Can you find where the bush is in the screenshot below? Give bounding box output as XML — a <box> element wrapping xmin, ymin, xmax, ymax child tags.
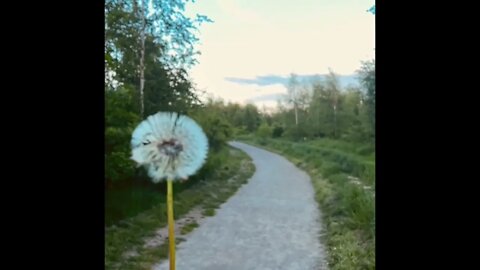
<box><xmin>272</xmin><ymin>126</ymin><xmax>284</xmax><ymax>138</ymax></box>
<box><xmin>256</xmin><ymin>123</ymin><xmax>272</xmax><ymax>144</ymax></box>
<box><xmin>191</xmin><ymin>113</ymin><xmax>233</xmax><ymax>151</ymax></box>
<box><xmin>283</xmin><ymin>125</ymin><xmax>308</xmax><ymax>141</ymax></box>
<box><xmin>105</xmin><ymin>151</ymin><xmax>136</xmax><ymax>184</ymax></box>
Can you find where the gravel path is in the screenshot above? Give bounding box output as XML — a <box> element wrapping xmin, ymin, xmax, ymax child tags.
<box><xmin>153</xmin><ymin>141</ymin><xmax>328</xmax><ymax>270</ymax></box>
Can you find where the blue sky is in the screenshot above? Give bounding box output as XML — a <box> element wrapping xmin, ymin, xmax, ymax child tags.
<box><xmin>185</xmin><ymin>0</ymin><xmax>375</xmax><ymax>109</ymax></box>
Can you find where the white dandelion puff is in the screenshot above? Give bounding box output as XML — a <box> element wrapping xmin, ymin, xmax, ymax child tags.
<box><xmin>131</xmin><ymin>111</ymin><xmax>209</xmax><ymax>183</ymax></box>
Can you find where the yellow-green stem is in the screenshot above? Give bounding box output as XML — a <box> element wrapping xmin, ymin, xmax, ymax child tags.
<box><xmin>167</xmin><ymin>180</ymin><xmax>175</xmax><ymax>270</ymax></box>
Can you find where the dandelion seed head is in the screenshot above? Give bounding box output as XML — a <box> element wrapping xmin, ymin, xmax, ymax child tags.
<box><xmin>131</xmin><ymin>112</ymin><xmax>208</xmax><ymax>182</ymax></box>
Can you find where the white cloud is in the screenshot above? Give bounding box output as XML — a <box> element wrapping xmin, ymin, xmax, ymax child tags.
<box><xmin>186</xmin><ymin>0</ymin><xmax>375</xmax><ymax>108</ymax></box>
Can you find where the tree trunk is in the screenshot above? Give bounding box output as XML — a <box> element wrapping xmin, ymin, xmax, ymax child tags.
<box><xmin>333</xmin><ymin>104</ymin><xmax>337</xmax><ymax>138</ymax></box>
<box><xmin>294</xmin><ymin>102</ymin><xmax>298</xmax><ymax>126</ymax></box>
<box><xmin>138</xmin><ymin>0</ymin><xmax>146</xmax><ymax>117</ymax></box>
<box><xmin>332</xmin><ymin>88</ymin><xmax>338</xmax><ymax>138</ymax></box>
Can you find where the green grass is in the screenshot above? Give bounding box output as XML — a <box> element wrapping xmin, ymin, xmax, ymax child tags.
<box><xmin>203</xmin><ymin>208</ymin><xmax>216</xmax><ymax>216</ymax></box>
<box><xmin>180</xmin><ymin>221</ymin><xmax>199</xmax><ymax>235</ymax></box>
<box><xmin>238</xmin><ymin>134</ymin><xmax>375</xmax><ymax>186</ymax></box>
<box><xmin>105</xmin><ymin>146</ymin><xmax>255</xmax><ymax>270</ymax></box>
<box><xmin>239</xmin><ymin>136</ymin><xmax>375</xmax><ymax>270</ymax></box>
<box><xmin>105</xmin><ymin>186</ymin><xmax>164</xmax><ymax>227</ymax></box>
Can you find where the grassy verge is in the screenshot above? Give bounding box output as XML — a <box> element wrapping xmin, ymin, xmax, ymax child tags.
<box><xmin>105</xmin><ymin>146</ymin><xmax>255</xmax><ymax>270</ymax></box>
<box><xmin>239</xmin><ymin>135</ymin><xmax>375</xmax><ymax>187</ymax></box>
<box><xmin>238</xmin><ymin>136</ymin><xmax>375</xmax><ymax>270</ymax></box>
<box><xmin>180</xmin><ymin>221</ymin><xmax>199</xmax><ymax>235</ymax></box>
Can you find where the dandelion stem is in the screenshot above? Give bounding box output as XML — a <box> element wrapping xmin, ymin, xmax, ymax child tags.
<box><xmin>167</xmin><ymin>179</ymin><xmax>176</xmax><ymax>270</ymax></box>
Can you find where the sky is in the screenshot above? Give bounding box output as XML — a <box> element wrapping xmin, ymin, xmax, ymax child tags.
<box><xmin>185</xmin><ymin>0</ymin><xmax>375</xmax><ymax>110</ymax></box>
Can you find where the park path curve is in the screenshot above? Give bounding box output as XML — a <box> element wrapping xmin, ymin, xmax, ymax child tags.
<box><xmin>154</xmin><ymin>141</ymin><xmax>328</xmax><ymax>270</ymax></box>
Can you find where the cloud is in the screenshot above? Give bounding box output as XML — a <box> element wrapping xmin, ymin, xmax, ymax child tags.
<box><xmin>225</xmin><ymin>75</ymin><xmax>289</xmax><ymax>86</ymax></box>
<box><xmin>225</xmin><ymin>74</ymin><xmax>360</xmax><ymax>88</ymax></box>
<box><xmin>246</xmin><ymin>92</ymin><xmax>286</xmax><ymax>102</ymax></box>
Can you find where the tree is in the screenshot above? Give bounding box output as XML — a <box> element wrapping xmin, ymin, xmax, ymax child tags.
<box><xmin>104</xmin><ymin>0</ymin><xmax>211</xmax><ymax>186</ymax></box>
<box><xmin>136</xmin><ymin>0</ymin><xmax>147</xmax><ymax>117</ymax></box>
<box><xmin>358</xmin><ymin>60</ymin><xmax>375</xmax><ymax>137</ymax></box>
<box><xmin>325</xmin><ymin>69</ymin><xmax>341</xmax><ymax>138</ymax></box>
<box><xmin>307</xmin><ymin>71</ymin><xmax>341</xmax><ymax>138</ymax></box>
<box><xmin>243</xmin><ymin>104</ymin><xmax>261</xmax><ymax>132</ymax></box>
<box><xmin>105</xmin><ymin>85</ymin><xmax>141</xmax><ymax>186</ymax></box>
<box><xmin>341</xmin><ymin>86</ymin><xmax>369</xmax><ymax>142</ymax></box>
<box><xmin>287</xmin><ymin>73</ymin><xmax>300</xmax><ymax>125</ymax></box>
<box><xmin>105</xmin><ymin>0</ymin><xmax>211</xmax><ymax>116</ymax></box>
